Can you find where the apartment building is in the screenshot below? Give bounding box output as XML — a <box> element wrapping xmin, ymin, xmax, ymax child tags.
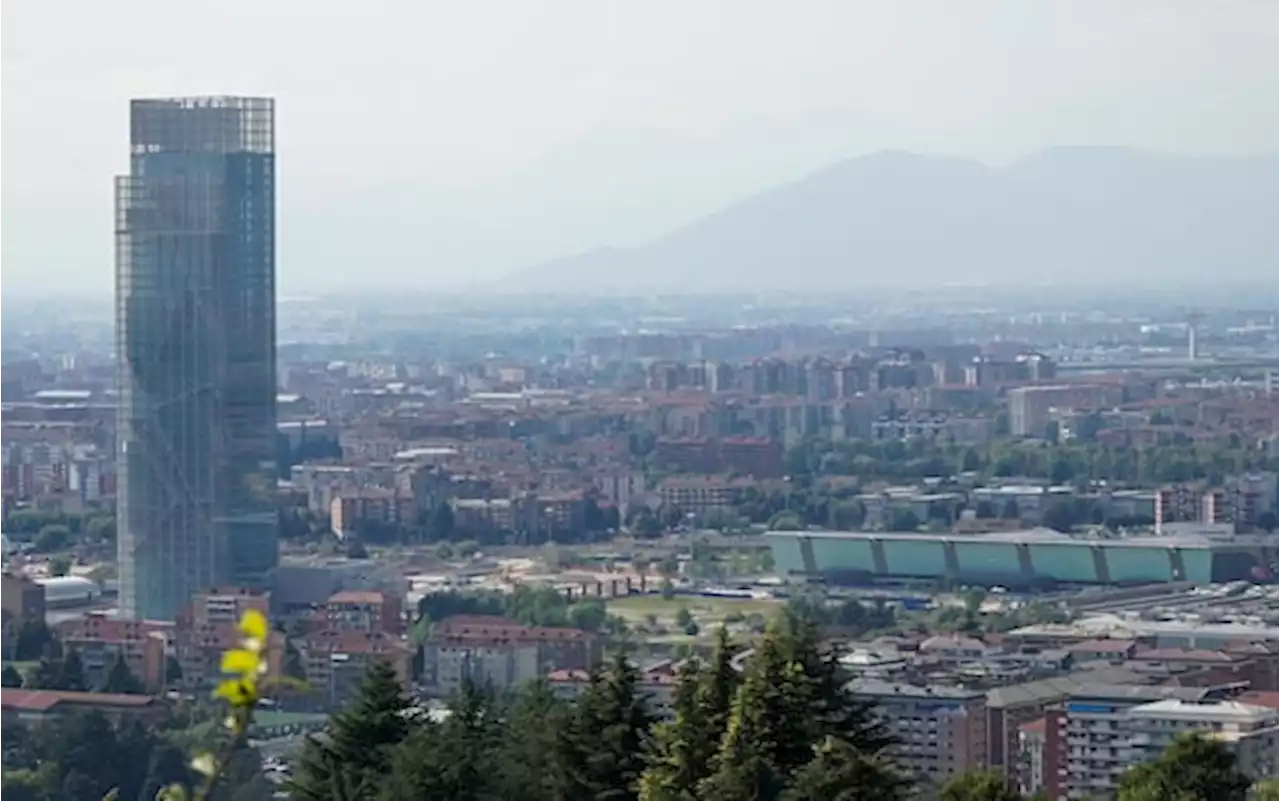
<box><xmin>2</xmin><ymin>571</ymin><xmax>46</xmax><ymax>624</ymax></box>
<box><xmin>421</xmin><ymin>614</ymin><xmax>602</xmax><ymax>698</ymax></box>
<box><xmin>1008</xmin><ymin>385</ymin><xmax>1115</xmax><ymax>438</ymax></box>
<box><xmin>297</xmin><ymin>630</ymin><xmax>414</xmax><ymax>708</ymax></box>
<box><xmin>174</xmin><ymin>623</ymin><xmax>286</xmax><ymax>693</ymax></box>
<box><xmin>848</xmin><ymin>680</ymin><xmax>989</xmax><ymax>789</ymax></box>
<box><xmin>1126</xmin><ymin>700</ymin><xmax>1277</xmax><ymax>783</ymax></box>
<box><xmin>183</xmin><ymin>586</ymin><xmax>271</xmax><ymax>628</ymax></box>
<box><xmin>325</xmin><ymin>590</ymin><xmax>403</xmax><ymax>635</ymax></box>
<box><xmin>55</xmin><ymin>615</ymin><xmax>171</xmax><ymax>692</ymax></box>
<box><xmin>330</xmin><ymin>488</ymin><xmax>413</xmax><ymax>536</ymax></box>
<box><xmin>1055</xmin><ymin>684</ymin><xmax>1231</xmax><ymax>800</ymax></box>
<box><xmin>655</xmin><ymin>475</ymin><xmax>753</xmax><ymax>516</ymax></box>
<box><xmin>719</xmin><ymin>437</ymin><xmax>784</xmax><ymax>479</ymax></box>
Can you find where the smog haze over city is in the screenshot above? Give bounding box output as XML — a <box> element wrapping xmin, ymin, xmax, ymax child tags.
<box><xmin>2</xmin><ymin>0</ymin><xmax>1278</xmax><ymax>299</ymax></box>
<box><xmin>1</xmin><ymin>3</ymin><xmax>1278</xmax><ymax>801</ymax></box>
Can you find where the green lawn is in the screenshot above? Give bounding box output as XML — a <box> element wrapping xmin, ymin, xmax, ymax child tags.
<box><xmin>607</xmin><ymin>594</ymin><xmax>781</xmax><ymax>627</ymax></box>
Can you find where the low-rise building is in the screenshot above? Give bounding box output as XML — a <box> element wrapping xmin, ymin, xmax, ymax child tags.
<box><xmin>547</xmin><ymin>663</ymin><xmax>681</xmax><ymax>719</ymax></box>
<box><xmin>297</xmin><ymin>629</ymin><xmax>413</xmax><ymax>708</ymax></box>
<box><xmin>55</xmin><ymin>615</ymin><xmax>171</xmax><ymax>692</ymax></box>
<box><xmin>325</xmin><ymin>590</ymin><xmax>403</xmax><ymax>635</ymax></box>
<box><xmin>421</xmin><ymin>614</ymin><xmax>602</xmax><ymax>698</ymax></box>
<box><xmin>1</xmin><ymin>689</ymin><xmax>168</xmax><ymax>726</ymax></box>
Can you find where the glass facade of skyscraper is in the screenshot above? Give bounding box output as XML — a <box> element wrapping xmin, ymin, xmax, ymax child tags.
<box><xmin>115</xmin><ymin>97</ymin><xmax>278</xmax><ymax>620</ymax></box>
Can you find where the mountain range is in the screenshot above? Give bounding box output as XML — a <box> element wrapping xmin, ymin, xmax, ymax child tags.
<box><xmin>509</xmin><ymin>147</ymin><xmax>1279</xmax><ymax>293</ymax></box>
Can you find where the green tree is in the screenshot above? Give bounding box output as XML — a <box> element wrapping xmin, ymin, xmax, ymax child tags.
<box><xmin>59</xmin><ymin>647</ymin><xmax>88</xmax><ymax>691</ymax></box>
<box><xmin>641</xmin><ymin>661</ymin><xmax>708</xmax><ymax>801</ymax></box>
<box><xmin>774</xmin><ymin>611</ymin><xmax>894</xmax><ymax>758</ymax></box>
<box><xmin>767</xmin><ymin>511</ymin><xmax>804</xmax><ymax>531</ymax></box>
<box><xmin>33</xmin><ymin>524</ymin><xmax>71</xmax><ymax>553</ymax></box>
<box><xmin>568</xmin><ymin>598</ymin><xmax>609</xmax><ymax>633</ymax></box>
<box><xmin>377</xmin><ymin>679</ymin><xmax>503</xmax><ymax>801</ymax></box>
<box><xmin>1252</xmin><ymin>779</ymin><xmax>1279</xmax><ymax>801</ymax></box>
<box><xmin>674</xmin><ymin>607</ymin><xmax>694</xmax><ymax>629</ymax></box>
<box><xmin>209</xmin><ymin>743</ymin><xmax>275</xmax><ymax>801</ymax></box>
<box><xmin>1041</xmin><ymin>501</ymin><xmax>1078</xmax><ymax>533</ymax></box>
<box><xmin>29</xmin><ymin>644</ymin><xmax>87</xmax><ymax>691</ymax></box>
<box><xmin>288</xmin><ymin>660</ymin><xmax>412</xmax><ymax>800</ymax></box>
<box><xmin>14</xmin><ymin>618</ymin><xmax>54</xmax><ymax>660</ymax></box>
<box><xmin>641</xmin><ymin>627</ymin><xmax>739</xmax><ymax>801</ymax></box>
<box><xmin>98</xmin><ymin>653</ymin><xmax>144</xmax><ymax>695</ymax></box>
<box><xmin>553</xmin><ymin>647</ymin><xmax>657</xmax><ymax>801</ymax></box>
<box><xmin>47</xmin><ymin>555</ymin><xmax>72</xmax><ymax>577</ymax></box>
<box><xmin>938</xmin><ymin>770</ymin><xmax>1024</xmax><ymax>801</ymax></box>
<box><xmin>886</xmin><ymin>509</ymin><xmax>919</xmax><ymax>532</ymax></box>
<box><xmin>1116</xmin><ymin>733</ymin><xmax>1252</xmax><ymax>801</ymax></box>
<box><xmin>495</xmin><ymin>680</ymin><xmax>569</xmax><ymax>801</ymax></box>
<box><xmin>1</xmin><ymin>664</ymin><xmax>23</xmax><ymax>687</ymax></box>
<box><xmin>698</xmin><ymin>648</ymin><xmax>799</xmax><ymax>801</ymax></box>
<box><xmin>85</xmin><ymin>515</ymin><xmax>117</xmax><ymax>543</ymax></box>
<box><xmin>780</xmin><ymin>737</ymin><xmax>912</xmax><ymax>801</ymax></box>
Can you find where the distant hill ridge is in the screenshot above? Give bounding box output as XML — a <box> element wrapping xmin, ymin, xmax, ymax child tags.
<box><xmin>510</xmin><ymin>147</ymin><xmax>1279</xmax><ymax>292</ymax></box>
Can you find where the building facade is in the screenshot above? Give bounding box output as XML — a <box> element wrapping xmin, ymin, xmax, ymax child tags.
<box><xmin>115</xmin><ymin>96</ymin><xmax>279</xmax><ymax>619</ymax></box>
<box><xmin>766</xmin><ymin>530</ymin><xmax>1277</xmax><ymax>588</ymax></box>
<box><xmin>847</xmin><ymin>680</ymin><xmax>989</xmax><ymax>790</ymax></box>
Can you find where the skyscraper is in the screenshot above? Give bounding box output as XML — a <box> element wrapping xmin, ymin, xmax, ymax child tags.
<box><xmin>115</xmin><ymin>97</ymin><xmax>279</xmax><ymax>620</ymax></box>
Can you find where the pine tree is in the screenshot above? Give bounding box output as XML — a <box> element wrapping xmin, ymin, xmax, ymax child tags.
<box><xmin>29</xmin><ymin>643</ymin><xmax>88</xmax><ymax>691</ymax></box>
<box><xmin>1</xmin><ymin>664</ymin><xmax>23</xmax><ymax>688</ymax></box>
<box><xmin>209</xmin><ymin>744</ymin><xmax>277</xmax><ymax>801</ymax></box>
<box><xmin>555</xmin><ymin>647</ymin><xmax>657</xmax><ymax>801</ymax></box>
<box><xmin>639</xmin><ymin>661</ymin><xmax>707</xmax><ymax>801</ymax></box>
<box><xmin>781</xmin><ymin>737</ymin><xmax>913</xmax><ymax>801</ymax></box>
<box><xmin>98</xmin><ymin>653</ymin><xmax>144</xmax><ymax>694</ymax></box>
<box><xmin>696</xmin><ymin>625</ymin><xmax>740</xmax><ymax>741</ymax></box>
<box><xmin>58</xmin><ymin>647</ymin><xmax>88</xmax><ymax>691</ymax></box>
<box><xmin>937</xmin><ymin>770</ymin><xmax>1024</xmax><ymax>801</ymax></box>
<box><xmin>288</xmin><ymin>659</ymin><xmax>412</xmax><ymax>800</ymax></box>
<box><xmin>376</xmin><ymin>678</ymin><xmax>503</xmax><ymax>801</ymax></box>
<box><xmin>497</xmin><ymin>680</ymin><xmax>569</xmax><ymax>801</ymax></box>
<box><xmin>774</xmin><ymin>610</ymin><xmax>894</xmax><ymax>756</ymax></box>
<box><xmin>640</xmin><ymin>627</ymin><xmax>738</xmax><ymax>801</ymax></box>
<box><xmin>697</xmin><ymin>664</ymin><xmax>791</xmax><ymax>801</ymax></box>
<box><xmin>749</xmin><ymin>619</ymin><xmax>829</xmax><ymax>778</ymax></box>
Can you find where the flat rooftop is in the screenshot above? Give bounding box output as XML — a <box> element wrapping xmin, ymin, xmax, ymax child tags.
<box><xmin>764</xmin><ymin>528</ymin><xmax>1257</xmax><ymax>549</ymax></box>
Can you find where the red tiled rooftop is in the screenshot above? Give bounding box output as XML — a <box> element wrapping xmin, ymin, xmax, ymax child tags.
<box><xmin>1237</xmin><ymin>691</ymin><xmax>1280</xmax><ymax>710</ymax></box>
<box><xmin>328</xmin><ymin>590</ymin><xmax>387</xmax><ymax>605</ymax></box>
<box><xmin>436</xmin><ymin>614</ymin><xmax>523</xmax><ymax>628</ymax></box>
<box><xmin>1</xmin><ymin>689</ymin><xmax>158</xmax><ymax>712</ymax></box>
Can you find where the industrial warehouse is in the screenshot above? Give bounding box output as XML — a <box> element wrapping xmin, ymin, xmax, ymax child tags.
<box><xmin>765</xmin><ymin>528</ymin><xmax>1278</xmax><ymax>588</ymax></box>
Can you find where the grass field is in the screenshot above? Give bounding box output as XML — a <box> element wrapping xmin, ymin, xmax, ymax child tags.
<box><xmin>606</xmin><ymin>593</ymin><xmax>782</xmax><ymax>630</ymax></box>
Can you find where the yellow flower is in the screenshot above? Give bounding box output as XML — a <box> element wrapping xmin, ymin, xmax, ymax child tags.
<box><xmin>155</xmin><ymin>785</ymin><xmax>188</xmax><ymax>801</ymax></box>
<box><xmin>220</xmin><ymin>648</ymin><xmax>261</xmax><ymax>678</ymax></box>
<box><xmin>238</xmin><ymin>609</ymin><xmax>268</xmax><ymax>643</ymax></box>
<box><xmin>213</xmin><ymin>679</ymin><xmax>255</xmax><ymax>706</ymax></box>
<box><xmin>190</xmin><ymin>753</ymin><xmax>217</xmax><ymax>777</ymax></box>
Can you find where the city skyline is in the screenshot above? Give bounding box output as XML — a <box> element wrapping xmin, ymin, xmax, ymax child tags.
<box><xmin>115</xmin><ymin>95</ymin><xmax>279</xmax><ymax>620</ymax></box>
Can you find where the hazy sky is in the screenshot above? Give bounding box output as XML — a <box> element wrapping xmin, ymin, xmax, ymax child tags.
<box><xmin>2</xmin><ymin>0</ymin><xmax>1276</xmax><ymax>295</ymax></box>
